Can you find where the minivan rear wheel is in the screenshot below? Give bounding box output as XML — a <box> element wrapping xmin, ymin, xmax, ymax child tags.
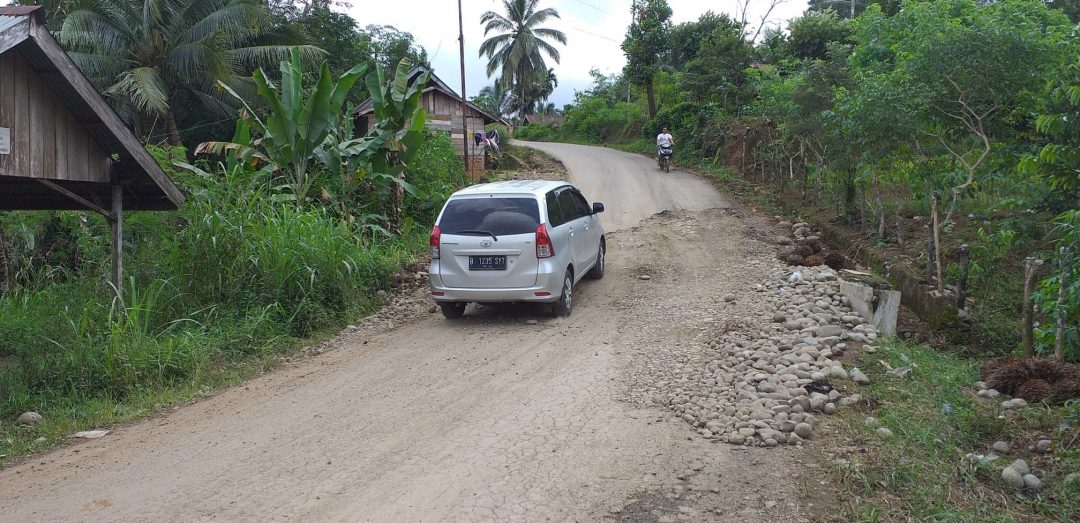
<box><xmin>554</xmin><ymin>271</ymin><xmax>574</xmax><ymax>317</ymax></box>
<box><xmin>440</xmin><ymin>302</ymin><xmax>466</xmax><ymax>319</ymax></box>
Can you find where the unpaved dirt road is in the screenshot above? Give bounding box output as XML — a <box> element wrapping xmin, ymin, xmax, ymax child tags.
<box><xmin>0</xmin><ymin>144</ymin><xmax>812</xmax><ymax>522</ymax></box>
<box><xmin>516</xmin><ymin>141</ymin><xmax>720</xmax><ymax>231</ymax></box>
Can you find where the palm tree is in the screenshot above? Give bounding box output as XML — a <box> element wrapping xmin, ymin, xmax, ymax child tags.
<box><xmin>479</xmin><ymin>0</ymin><xmax>567</xmax><ymax>122</ymax></box>
<box><xmin>506</xmin><ymin>67</ymin><xmax>557</xmax><ymax>117</ymax></box>
<box><xmin>473</xmin><ymin>81</ymin><xmax>510</xmax><ymax>118</ymax></box>
<box><xmin>58</xmin><ymin>0</ymin><xmax>320</xmax><ymax>145</ymax></box>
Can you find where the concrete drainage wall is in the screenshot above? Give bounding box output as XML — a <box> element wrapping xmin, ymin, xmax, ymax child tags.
<box><xmin>839</xmin><ymin>280</ymin><xmax>901</xmax><ymax>336</ymax></box>
<box><xmin>819</xmin><ymin>222</ymin><xmax>959</xmax><ymax>331</ymax></box>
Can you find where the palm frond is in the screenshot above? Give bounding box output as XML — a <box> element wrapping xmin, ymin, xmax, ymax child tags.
<box><xmin>227</xmin><ymin>45</ymin><xmax>325</xmax><ymax>72</ymax></box>
<box><xmin>478</xmin><ymin>33</ymin><xmax>513</xmax><ymax>58</ymax></box>
<box><xmin>189</xmin><ymin>87</ymin><xmax>240</xmax><ymax>117</ymax></box>
<box><xmin>59</xmin><ymin>6</ymin><xmax>134</xmax><ymax>55</ymax></box>
<box><xmin>480</xmin><ymin>12</ymin><xmax>514</xmax><ymax>35</ymax></box>
<box><xmin>106</xmin><ymin>66</ymin><xmax>170</xmax><ymax>115</ymax></box>
<box><xmin>180</xmin><ymin>1</ymin><xmax>264</xmax><ymax>46</ymax></box>
<box><xmin>67</xmin><ymin>51</ymin><xmax>130</xmax><ymax>83</ymax></box>
<box><xmin>524</xmin><ymin>7</ymin><xmax>562</xmax><ymax>27</ymax></box>
<box><xmin>533</xmin><ymin>27</ymin><xmax>567</xmax><ymax>45</ymax></box>
<box><xmin>535</xmin><ymin>39</ymin><xmax>562</xmax><ymax>63</ymax></box>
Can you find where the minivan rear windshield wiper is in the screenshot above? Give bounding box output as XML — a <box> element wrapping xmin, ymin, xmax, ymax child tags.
<box><xmin>449</xmin><ymin>229</ymin><xmax>498</xmax><ymax>241</ymax></box>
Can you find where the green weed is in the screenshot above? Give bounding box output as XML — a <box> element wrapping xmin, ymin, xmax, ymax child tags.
<box><xmin>834</xmin><ymin>341</ymin><xmax>1080</xmax><ymax>522</ymax></box>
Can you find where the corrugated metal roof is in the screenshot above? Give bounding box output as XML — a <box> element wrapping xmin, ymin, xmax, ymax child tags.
<box><xmin>0</xmin><ymin>14</ymin><xmax>24</xmax><ymax>34</ymax></box>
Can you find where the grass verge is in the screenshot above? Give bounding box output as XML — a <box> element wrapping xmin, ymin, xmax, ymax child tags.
<box><xmin>832</xmin><ymin>341</ymin><xmax>1080</xmax><ymax>522</ymax></box>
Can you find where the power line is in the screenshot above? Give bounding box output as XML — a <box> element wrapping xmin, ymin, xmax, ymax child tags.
<box><xmin>573</xmin><ymin>0</ymin><xmax>614</xmax><ymax>16</ymax></box>
<box><xmin>563</xmin><ymin>23</ymin><xmax>622</xmax><ymax>44</ymax></box>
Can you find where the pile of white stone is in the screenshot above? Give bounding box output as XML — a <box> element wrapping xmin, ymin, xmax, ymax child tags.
<box><xmin>657</xmin><ymin>265</ymin><xmax>878</xmax><ymax>446</ymax></box>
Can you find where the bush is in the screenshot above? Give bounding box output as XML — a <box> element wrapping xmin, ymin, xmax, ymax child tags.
<box><xmin>514</xmin><ymin>124</ymin><xmax>560</xmax><ymax>142</ymax></box>
<box><xmin>0</xmin><ymin>157</ymin><xmax>426</xmax><ymax>419</ymax></box>
<box><xmin>405</xmin><ymin>131</ymin><xmax>466</xmax><ymax>225</ymax></box>
<box><xmin>563</xmin><ymin>97</ymin><xmax>645</xmax><ymax>143</ymax></box>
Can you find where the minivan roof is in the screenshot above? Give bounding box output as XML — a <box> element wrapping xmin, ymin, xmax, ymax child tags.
<box><xmin>451</xmin><ymin>180</ymin><xmax>568</xmax><ymax>198</ymax></box>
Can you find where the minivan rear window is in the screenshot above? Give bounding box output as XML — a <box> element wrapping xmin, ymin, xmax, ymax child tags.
<box><xmin>439</xmin><ymin>197</ymin><xmax>541</xmax><ymax>237</ymax></box>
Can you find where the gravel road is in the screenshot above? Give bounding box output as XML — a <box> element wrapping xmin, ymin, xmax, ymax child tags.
<box><xmin>0</xmin><ymin>144</ymin><xmax>817</xmax><ymax>522</ymax></box>
<box><xmin>515</xmin><ymin>140</ymin><xmax>721</xmax><ymax>231</ymax></box>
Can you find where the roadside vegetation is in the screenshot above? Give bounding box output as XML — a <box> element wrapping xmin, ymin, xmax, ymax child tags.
<box><xmin>835</xmin><ymin>343</ymin><xmax>1080</xmax><ymax>521</ymax></box>
<box><xmin>0</xmin><ymin>0</ymin><xmax>466</xmax><ymax>466</ymax></box>
<box><xmin>515</xmin><ymin>0</ymin><xmax>1080</xmax><ymax>519</ymax></box>
<box><xmin>519</xmin><ymin>0</ymin><xmax>1079</xmax><ymax>359</ymax></box>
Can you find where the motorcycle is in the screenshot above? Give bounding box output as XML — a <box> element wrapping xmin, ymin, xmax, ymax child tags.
<box><xmin>658</xmin><ymin>145</ymin><xmax>673</xmax><ymax>173</ymax></box>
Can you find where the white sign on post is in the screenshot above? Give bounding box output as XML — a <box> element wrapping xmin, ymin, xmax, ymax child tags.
<box><xmin>0</xmin><ymin>127</ymin><xmax>10</xmax><ymax>155</ymax></box>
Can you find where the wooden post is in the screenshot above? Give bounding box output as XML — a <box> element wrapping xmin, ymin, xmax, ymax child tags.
<box><xmin>110</xmin><ymin>182</ymin><xmax>123</xmax><ymax>304</ymax></box>
<box><xmin>894</xmin><ymin>202</ymin><xmax>904</xmax><ymax>248</ymax></box>
<box><xmin>1022</xmin><ymin>257</ymin><xmax>1043</xmax><ymax>359</ymax></box>
<box><xmin>1056</xmin><ymin>246</ymin><xmax>1070</xmax><ymax>360</ymax></box>
<box><xmin>931</xmin><ymin>194</ymin><xmax>944</xmax><ymax>293</ymax></box>
<box><xmin>457</xmin><ymin>0</ymin><xmax>470</xmax><ymax>179</ymax></box>
<box><xmin>956</xmin><ymin>243</ymin><xmax>970</xmax><ymax>311</ymax></box>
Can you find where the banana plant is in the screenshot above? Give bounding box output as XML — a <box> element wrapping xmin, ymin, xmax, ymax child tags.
<box><xmin>327</xmin><ymin>58</ymin><xmax>431</xmax><ymax>227</ymax></box>
<box><xmin>197</xmin><ymin>49</ymin><xmax>369</xmax><ymax>202</ymax></box>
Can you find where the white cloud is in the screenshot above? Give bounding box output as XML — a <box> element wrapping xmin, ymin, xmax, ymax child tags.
<box><xmin>343</xmin><ymin>0</ymin><xmax>808</xmax><ymax>108</ymax></box>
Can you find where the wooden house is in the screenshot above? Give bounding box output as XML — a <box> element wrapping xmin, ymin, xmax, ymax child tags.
<box><xmin>0</xmin><ymin>6</ymin><xmax>184</xmax><ymax>295</ymax></box>
<box><xmin>354</xmin><ymin>66</ymin><xmax>508</xmax><ymax>178</ymax></box>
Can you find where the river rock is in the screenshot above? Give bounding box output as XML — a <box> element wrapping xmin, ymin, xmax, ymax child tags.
<box><xmin>17</xmin><ymin>412</ymin><xmax>42</xmax><ymax>425</ymax></box>
<box><xmin>814</xmin><ymin>325</ymin><xmax>843</xmax><ymax>338</ymax></box>
<box><xmin>1009</xmin><ymin>459</ymin><xmax>1030</xmax><ymax>475</ymax></box>
<box><xmin>794</xmin><ymin>422</ymin><xmax>813</xmax><ymax>439</ymax></box>
<box><xmin>1022</xmin><ymin>474</ymin><xmax>1042</xmax><ymax>491</ymax></box>
<box><xmin>1035</xmin><ymin>439</ymin><xmax>1052</xmax><ymax>453</ymax></box>
<box><xmin>991</xmin><ymin>441</ymin><xmax>1010</xmax><ymax>454</ymax></box>
<box><xmin>1002</xmin><ymin>467</ymin><xmax>1025</xmax><ymax>489</ymax></box>
<box><xmin>828</xmin><ymin>366</ymin><xmax>848</xmax><ymax>380</ymax></box>
<box><xmin>852</xmin><ymin>369</ymin><xmax>870</xmax><ymax>385</ymax></box>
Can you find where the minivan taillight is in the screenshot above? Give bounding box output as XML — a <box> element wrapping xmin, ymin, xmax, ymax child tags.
<box><xmin>536</xmin><ymin>224</ymin><xmax>555</xmax><ymax>258</ymax></box>
<box><xmin>430</xmin><ymin>226</ymin><xmax>441</xmax><ymax>259</ymax></box>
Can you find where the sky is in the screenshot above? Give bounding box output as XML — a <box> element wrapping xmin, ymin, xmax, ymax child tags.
<box><xmin>344</xmin><ymin>0</ymin><xmax>810</xmax><ymax>108</ymax></box>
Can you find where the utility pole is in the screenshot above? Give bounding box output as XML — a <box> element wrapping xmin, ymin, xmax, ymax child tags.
<box><xmin>457</xmin><ymin>0</ymin><xmax>470</xmax><ymax>177</ymax></box>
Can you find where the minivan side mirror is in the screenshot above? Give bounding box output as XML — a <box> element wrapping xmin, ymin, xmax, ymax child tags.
<box><xmin>592</xmin><ymin>202</ymin><xmax>605</xmax><ymax>214</ymax></box>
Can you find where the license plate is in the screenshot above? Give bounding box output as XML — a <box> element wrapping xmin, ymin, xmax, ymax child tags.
<box><xmin>469</xmin><ymin>255</ymin><xmax>507</xmax><ymax>271</ymax></box>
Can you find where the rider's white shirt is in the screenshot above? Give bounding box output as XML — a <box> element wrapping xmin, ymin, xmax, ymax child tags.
<box><xmin>656</xmin><ymin>133</ymin><xmax>673</xmax><ymax>147</ymax></box>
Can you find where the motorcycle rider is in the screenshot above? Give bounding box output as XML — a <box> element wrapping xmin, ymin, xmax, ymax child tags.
<box><xmin>656</xmin><ymin>126</ymin><xmax>674</xmax><ymax>167</ymax></box>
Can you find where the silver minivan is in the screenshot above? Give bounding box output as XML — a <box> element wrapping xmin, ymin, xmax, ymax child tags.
<box><xmin>428</xmin><ymin>180</ymin><xmax>606</xmax><ymax>318</ymax></box>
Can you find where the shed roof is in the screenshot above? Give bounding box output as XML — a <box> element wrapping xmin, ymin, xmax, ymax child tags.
<box><xmin>0</xmin><ymin>6</ymin><xmax>184</xmax><ymax>211</ymax></box>
<box><xmin>523</xmin><ymin>114</ymin><xmax>565</xmax><ymax>126</ymax></box>
<box><xmin>353</xmin><ymin>66</ymin><xmax>509</xmax><ymax>127</ymax></box>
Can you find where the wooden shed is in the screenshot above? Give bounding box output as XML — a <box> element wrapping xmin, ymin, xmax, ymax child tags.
<box><xmin>353</xmin><ymin>66</ymin><xmax>508</xmax><ymax>178</ymax></box>
<box><xmin>0</xmin><ymin>6</ymin><xmax>184</xmax><ymax>295</ymax></box>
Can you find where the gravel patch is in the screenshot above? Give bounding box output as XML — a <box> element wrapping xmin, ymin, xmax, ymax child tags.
<box><xmin>628</xmin><ymin>261</ymin><xmax>879</xmax><ymax>447</ymax></box>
